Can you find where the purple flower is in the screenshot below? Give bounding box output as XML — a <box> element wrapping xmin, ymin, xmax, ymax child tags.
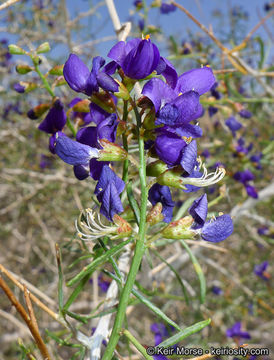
<box><xmin>257</xmin><ymin>226</ymin><xmax>269</xmax><ymax>236</ymax></box>
<box><xmin>226</xmin><ymin>322</ymin><xmax>251</xmax><ymax>339</ymax></box>
<box><xmin>233</xmin><ymin>169</ymin><xmax>255</xmax><ymax>184</ymax></box>
<box><xmin>63</xmin><ymin>54</ymin><xmax>118</xmax><ymax>96</ymax></box>
<box><xmin>148</xmin><ymin>183</ymin><xmax>175</xmax><ymax>223</ymax></box>
<box><xmin>211</xmin><ymin>285</ymin><xmax>223</xmax><ymax>296</ymax></box>
<box><xmin>239</xmin><ymin>109</ymin><xmax>252</xmax><ymax>118</ymax></box>
<box><xmin>245</xmin><ymin>184</ymin><xmax>258</xmax><ymax>198</ymax></box>
<box><xmin>254</xmin><ymin>261</ymin><xmax>269</xmax><ymax>280</ymax></box>
<box><xmin>142</xmin><ymin>67</ymin><xmax>215</xmax><ymax>127</ymax></box>
<box><xmin>108</xmin><ymin>37</ymin><xmax>160</xmax><ymax>80</ymax></box>
<box><xmin>160</xmin><ymin>3</ymin><xmax>176</xmax><ymax>14</ymax></box>
<box><xmin>98</xmin><ymin>274</ymin><xmax>111</xmax><ymax>292</ymax></box>
<box><xmin>208</xmin><ymin>106</ymin><xmax>218</xmax><ymax>117</ymax></box>
<box><xmin>151</xmin><ymin>323</ymin><xmax>175</xmax><ymax>359</ymax></box>
<box><xmin>38</xmin><ymin>100</ymin><xmax>66</xmax><ymax>134</ymax></box>
<box><xmin>225</xmin><ymin>117</ymin><xmax>242</xmax><ymax>136</ymax></box>
<box><xmin>54</xmin><ymin>134</ymin><xmax>99</xmax><ymax>166</ymax></box>
<box><xmin>94</xmin><ymin>165</ymin><xmax>125</xmax><ymax>221</ymax></box>
<box><xmin>201</xmin><ymin>214</ymin><xmax>233</xmax><ymax>242</ymax></box>
<box><xmin>188</xmin><ymin>194</ymin><xmax>208</xmax><ymax>229</ymax></box>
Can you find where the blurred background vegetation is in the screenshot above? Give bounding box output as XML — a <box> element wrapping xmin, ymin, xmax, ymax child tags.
<box><xmin>0</xmin><ymin>0</ymin><xmax>273</xmax><ymax>359</ymax></box>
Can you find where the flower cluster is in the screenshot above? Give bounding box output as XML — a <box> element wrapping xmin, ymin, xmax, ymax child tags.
<box><xmin>14</xmin><ymin>35</ymin><xmax>233</xmax><ymax>243</ymax></box>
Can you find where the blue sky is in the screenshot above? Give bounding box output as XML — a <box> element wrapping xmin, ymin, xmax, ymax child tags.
<box><xmin>65</xmin><ymin>0</ymin><xmax>271</xmax><ymax>58</ymax></box>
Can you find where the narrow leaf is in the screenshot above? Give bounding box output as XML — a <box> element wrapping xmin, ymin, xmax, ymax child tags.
<box><xmin>132</xmin><ymin>289</ymin><xmax>181</xmax><ymax>331</ymax></box>
<box><xmin>158</xmin><ymin>318</ymin><xmax>211</xmax><ymax>347</ymax></box>
<box><xmin>180</xmin><ymin>239</ymin><xmax>206</xmax><ymax>303</ymax></box>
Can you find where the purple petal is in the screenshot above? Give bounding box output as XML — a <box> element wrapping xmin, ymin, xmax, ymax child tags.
<box><xmin>148</xmin><ymin>183</ymin><xmax>175</xmax><ymax>223</ymax></box>
<box><xmin>89</xmin><ymin>103</ymin><xmax>110</xmax><ymax>125</ymax></box>
<box><xmin>89</xmin><ymin>158</ymin><xmax>107</xmax><ymax>180</ymax></box>
<box><xmin>55</xmin><ymin>135</ymin><xmax>99</xmax><ymax>165</ymax></box>
<box><xmin>97</xmin><ymin>72</ymin><xmax>119</xmax><ymax>92</ymax></box>
<box><xmin>155</xmin><ymin>133</ymin><xmax>186</xmax><ymax>166</ymax></box>
<box><xmin>175</xmin><ymin>123</ymin><xmax>203</xmax><ymax>138</ymax></box>
<box><xmin>76</xmin><ymin>126</ymin><xmax>98</xmax><ymax>147</ymax></box>
<box><xmin>63</xmin><ymin>54</ymin><xmax>90</xmax><ymax>93</ymax></box>
<box><xmin>202</xmin><ymin>214</ymin><xmax>233</xmax><ymax>242</ymax></box>
<box><xmin>100</xmin><ymin>182</ymin><xmax>124</xmax><ymax>221</ymax></box>
<box><xmin>95</xmin><ymin>165</ymin><xmax>125</xmax><ymax>201</ymax></box>
<box><xmin>73</xmin><ymin>164</ymin><xmax>89</xmax><ymax>180</ymax></box>
<box><xmin>97</xmin><ymin>113</ymin><xmax>118</xmax><ymax>142</ymax></box>
<box><xmin>38</xmin><ymin>100</ymin><xmax>66</xmax><ymax>134</ymax></box>
<box><xmin>176</xmin><ymin>67</ymin><xmax>216</xmax><ymax>95</ymax></box>
<box><xmin>180</xmin><ymin>140</ymin><xmax>197</xmax><ymax>174</ymax></box>
<box><xmin>245</xmin><ymin>184</ymin><xmax>258</xmax><ymax>198</ymax></box>
<box><xmin>156</xmin><ymin>57</ymin><xmax>178</xmax><ymax>89</ymax></box>
<box><xmin>123</xmin><ymin>39</ymin><xmax>160</xmax><ymax>79</ymax></box>
<box><xmin>142</xmin><ymin>78</ymin><xmax>176</xmax><ymax>113</ymax></box>
<box><xmin>188</xmin><ymin>194</ymin><xmax>208</xmax><ymax>229</ymax></box>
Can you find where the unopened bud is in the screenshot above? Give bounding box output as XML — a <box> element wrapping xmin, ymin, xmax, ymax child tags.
<box><xmin>91</xmin><ymin>93</ymin><xmax>116</xmax><ymax>113</ymax></box>
<box><xmin>36</xmin><ymin>42</ymin><xmax>50</xmax><ymax>54</ymax></box>
<box><xmin>146</xmin><ymin>160</ymin><xmax>168</xmax><ymax>177</ymax></box>
<box><xmin>49</xmin><ymin>65</ymin><xmax>64</xmax><ymax>76</ymax></box>
<box><xmin>162</xmin><ymin>216</ymin><xmax>195</xmax><ymax>239</ymax></box>
<box><xmin>16</xmin><ymin>64</ymin><xmax>33</xmax><ymax>74</ymax></box>
<box><xmin>27</xmin><ymin>103</ymin><xmax>51</xmax><ymax>120</ymax></box>
<box><xmin>98</xmin><ymin>139</ymin><xmax>128</xmax><ymax>161</ymax></box>
<box><xmin>8</xmin><ymin>44</ymin><xmax>26</xmax><ymax>55</ymax></box>
<box><xmin>146</xmin><ymin>203</ymin><xmax>164</xmax><ymax>225</ymax></box>
<box><xmin>113</xmin><ymin>215</ymin><xmax>132</xmax><ymax>239</ymax></box>
<box><xmin>157</xmin><ymin>167</ymin><xmax>186</xmax><ymax>189</ymax></box>
<box><xmin>14</xmin><ymin>81</ymin><xmax>37</xmax><ymax>94</ymax></box>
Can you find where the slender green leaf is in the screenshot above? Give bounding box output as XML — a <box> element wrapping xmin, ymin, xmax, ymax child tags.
<box><xmin>63</xmin><ymin>274</ymin><xmax>90</xmax><ymax>312</ymax></box>
<box><xmin>180</xmin><ymin>239</ymin><xmax>206</xmax><ymax>303</ymax></box>
<box><xmin>123</xmin><ymin>329</ymin><xmax>154</xmax><ymax>360</ymax></box>
<box><xmin>132</xmin><ymin>289</ymin><xmax>181</xmax><ymax>331</ymax></box>
<box><xmin>255</xmin><ymin>36</ymin><xmax>265</xmax><ymax>69</ymax></box>
<box><xmin>67</xmin><ymin>237</ymin><xmax>132</xmax><ymax>286</ymax></box>
<box><xmin>158</xmin><ymin>318</ymin><xmax>211</xmax><ymax>347</ymax></box>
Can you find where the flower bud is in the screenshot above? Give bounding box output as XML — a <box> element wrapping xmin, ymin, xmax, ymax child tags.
<box><xmin>162</xmin><ymin>216</ymin><xmax>195</xmax><ymax>239</ymax></box>
<box><xmin>36</xmin><ymin>42</ymin><xmax>51</xmax><ymax>54</ymax></box>
<box><xmin>113</xmin><ymin>215</ymin><xmax>132</xmax><ymax>239</ymax></box>
<box><xmin>14</xmin><ymin>81</ymin><xmax>37</xmax><ymax>93</ymax></box>
<box><xmin>27</xmin><ymin>103</ymin><xmax>51</xmax><ymax>120</ymax></box>
<box><xmin>48</xmin><ymin>65</ymin><xmax>64</xmax><ymax>76</ymax></box>
<box><xmin>8</xmin><ymin>44</ymin><xmax>26</xmax><ymax>55</ymax></box>
<box><xmin>146</xmin><ymin>160</ymin><xmax>168</xmax><ymax>177</ymax></box>
<box><xmin>98</xmin><ymin>139</ymin><xmax>128</xmax><ymax>161</ymax></box>
<box><xmin>90</xmin><ymin>92</ymin><xmax>116</xmax><ymax>113</ymax></box>
<box><xmin>146</xmin><ymin>203</ymin><xmax>164</xmax><ymax>225</ymax></box>
<box><xmin>16</xmin><ymin>64</ymin><xmax>33</xmax><ymax>74</ymax></box>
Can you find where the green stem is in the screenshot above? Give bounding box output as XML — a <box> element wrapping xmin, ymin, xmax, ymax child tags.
<box><xmin>122</xmin><ymin>329</ymin><xmax>154</xmax><ymax>360</ymax></box>
<box><xmin>102</xmin><ymin>102</ymin><xmax>148</xmax><ymax>360</ymax></box>
<box><xmin>33</xmin><ymin>60</ymin><xmax>55</xmax><ymax>98</ymax></box>
<box><xmin>122</xmin><ymin>100</ymin><xmax>129</xmax><ymax>183</ymax></box>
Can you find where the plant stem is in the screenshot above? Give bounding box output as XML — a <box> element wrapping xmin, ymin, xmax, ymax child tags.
<box><xmin>122</xmin><ymin>100</ymin><xmax>129</xmax><ymax>183</ymax></box>
<box><xmin>102</xmin><ymin>102</ymin><xmax>148</xmax><ymax>360</ymax></box>
<box><xmin>33</xmin><ymin>60</ymin><xmax>55</xmax><ymax>98</ymax></box>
